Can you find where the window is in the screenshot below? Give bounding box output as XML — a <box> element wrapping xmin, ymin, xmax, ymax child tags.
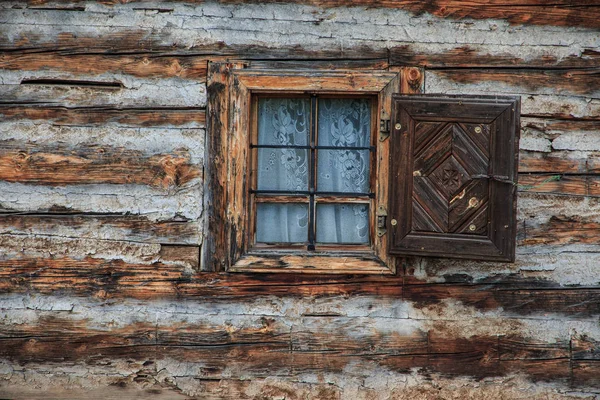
<box><xmin>250</xmin><ymin>95</ymin><xmax>375</xmax><ymax>251</ymax></box>
<box><xmin>203</xmin><ymin>63</ymin><xmax>420</xmax><ymax>274</ymax></box>
<box><xmin>203</xmin><ymin>63</ymin><xmax>519</xmax><ymax>273</ymax></box>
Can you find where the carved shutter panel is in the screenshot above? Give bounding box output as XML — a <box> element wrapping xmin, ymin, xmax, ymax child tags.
<box><xmin>388</xmin><ymin>95</ymin><xmax>520</xmax><ymax>262</ymax></box>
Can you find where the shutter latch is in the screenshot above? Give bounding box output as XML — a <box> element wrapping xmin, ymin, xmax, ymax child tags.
<box><xmin>377</xmin><ymin>206</ymin><xmax>387</xmax><ymax>237</ymax></box>
<box><xmin>379</xmin><ymin>110</ymin><xmax>390</xmax><ymax>142</ymax></box>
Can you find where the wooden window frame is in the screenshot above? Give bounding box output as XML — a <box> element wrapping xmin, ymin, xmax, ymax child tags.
<box><xmin>203</xmin><ymin>63</ymin><xmax>421</xmax><ymax>274</ymax></box>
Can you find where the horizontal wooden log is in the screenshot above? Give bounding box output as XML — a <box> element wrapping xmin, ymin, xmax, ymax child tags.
<box><xmin>0</xmin><ymin>213</ymin><xmax>201</xmax><ymax>245</ymax></box>
<box><xmin>0</xmin><ymin>143</ymin><xmax>201</xmax><ymax>189</ymax></box>
<box><xmin>499</xmin><ymin>336</ymin><xmax>570</xmax><ymax>360</ymax></box>
<box><xmin>572</xmin><ymin>360</ymin><xmax>600</xmax><ymax>387</ymax></box>
<box><xmin>0</xmin><ymin>106</ymin><xmax>205</xmax><ymax>127</ymax></box>
<box><xmin>8</xmin><ymin>0</ymin><xmax>600</xmax><ymax>29</ymax></box>
<box><xmin>0</xmin><ymin>53</ymin><xmax>208</xmax><ymax>79</ymax></box>
<box><xmin>518</xmin><ymin>174</ymin><xmax>600</xmax><ymax>197</ymax></box>
<box><xmin>499</xmin><ymin>358</ymin><xmax>571</xmax><ymax>382</ymax></box>
<box><xmin>404</xmin><ymin>283</ymin><xmax>600</xmax><ymax>317</ymax></box>
<box><xmin>0</xmin><ymin>316</ymin><xmax>593</xmax><ymax>384</ymax></box>
<box><xmin>0</xmin><ymin>54</ymin><xmax>389</xmax><ymax>80</ymax></box>
<box><xmin>0</xmin><ymin>317</ymin><xmax>157</xmax><ymax>363</ymax></box>
<box><xmin>523</xmin><ymin>118</ymin><xmax>600</xmax><ymax>141</ymax></box>
<box><xmin>0</xmin><ymin>385</ymin><xmax>189</xmax><ymax>400</ymax></box>
<box><xmin>0</xmin><ymin>24</ymin><xmax>389</xmax><ymax>58</ymax></box>
<box><xmin>426</xmin><ymin>71</ymin><xmax>600</xmax><ymax>120</ymax></box>
<box><xmin>572</xmin><ymin>334</ymin><xmax>600</xmax><ymax>360</ymax></box>
<box><xmin>247</xmin><ymin>59</ymin><xmax>389</xmax><ymax>70</ymax></box>
<box><xmin>0</xmin><ymin>80</ymin><xmax>206</xmax><ymax>109</ymax></box>
<box><xmin>518</xmin><ymin>151</ymin><xmax>594</xmax><ymax>174</ymax></box>
<box><xmin>430</xmin><ymin>68</ymin><xmax>600</xmax><ymax>96</ymax></box>
<box><xmin>1</xmin><ymin>256</ymin><xmax>599</xmax><ymax>317</ymax></box>
<box><xmin>391</xmin><ymin>45</ymin><xmax>600</xmax><ymax>69</ymax></box>
<box><xmin>522</xmin><ymin>215</ymin><xmax>600</xmax><ymax>246</ymax></box>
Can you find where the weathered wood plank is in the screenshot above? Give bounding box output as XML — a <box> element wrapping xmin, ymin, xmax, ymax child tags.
<box><xmin>522</xmin><ymin>215</ymin><xmax>600</xmax><ymax>246</ymax></box>
<box><xmin>7</xmin><ymin>0</ymin><xmax>600</xmax><ymax>29</ymax></box>
<box><xmin>1</xmin><ymin>256</ymin><xmax>599</xmax><ymax>317</ymax></box>
<box><xmin>1</xmin><ymin>315</ymin><xmax>591</xmax><ymax>384</ymax></box>
<box><xmin>0</xmin><ymin>81</ymin><xmax>206</xmax><ymax>109</ymax></box>
<box><xmin>499</xmin><ymin>359</ymin><xmax>571</xmax><ymax>382</ymax></box>
<box><xmin>0</xmin><ymin>24</ymin><xmax>389</xmax><ymax>59</ymax></box>
<box><xmin>572</xmin><ymin>334</ymin><xmax>600</xmax><ymax>361</ymax></box>
<box><xmin>522</xmin><ymin>118</ymin><xmax>600</xmax><ymax>142</ymax></box>
<box><xmin>202</xmin><ymin>62</ymin><xmax>230</xmax><ymax>272</ymax></box>
<box><xmin>0</xmin><ymin>142</ymin><xmax>201</xmax><ymax>189</ymax></box>
<box><xmin>247</xmin><ymin>59</ymin><xmax>389</xmax><ymax>71</ymax></box>
<box><xmin>518</xmin><ymin>174</ymin><xmax>589</xmax><ymax>196</ymax></box>
<box><xmin>572</xmin><ymin>360</ymin><xmax>600</xmax><ymax>387</ymax></box>
<box><xmin>0</xmin><ymin>213</ymin><xmax>201</xmax><ymax>245</ymax></box>
<box><xmin>499</xmin><ymin>336</ymin><xmax>570</xmax><ymax>360</ymax></box>
<box><xmin>0</xmin><ymin>317</ymin><xmax>157</xmax><ymax>363</ymax></box>
<box><xmin>0</xmin><ymin>53</ymin><xmax>208</xmax><ymax>79</ymax></box>
<box><xmin>402</xmin><ymin>281</ymin><xmax>600</xmax><ymax>317</ymax></box>
<box><xmin>391</xmin><ymin>45</ymin><xmax>600</xmax><ymax>69</ymax></box>
<box><xmin>430</xmin><ymin>69</ymin><xmax>600</xmax><ymax>97</ymax></box>
<box><xmin>519</xmin><ymin>151</ymin><xmax>591</xmax><ymax>174</ymax></box>
<box><xmin>0</xmin><ymin>106</ymin><xmax>205</xmax><ymax>127</ymax></box>
<box><xmin>426</xmin><ymin>71</ymin><xmax>600</xmax><ymax>120</ymax></box>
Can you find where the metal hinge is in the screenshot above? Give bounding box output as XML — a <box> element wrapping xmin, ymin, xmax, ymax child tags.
<box><xmin>377</xmin><ymin>206</ymin><xmax>387</xmax><ymax>237</ymax></box>
<box><xmin>379</xmin><ymin>109</ymin><xmax>390</xmax><ymax>142</ymax></box>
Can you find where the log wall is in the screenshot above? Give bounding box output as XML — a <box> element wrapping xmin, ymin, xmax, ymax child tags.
<box><xmin>0</xmin><ymin>1</ymin><xmax>599</xmax><ymax>398</ymax></box>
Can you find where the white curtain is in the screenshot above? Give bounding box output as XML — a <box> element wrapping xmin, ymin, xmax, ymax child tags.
<box><xmin>255</xmin><ymin>97</ymin><xmax>370</xmax><ymax>244</ymax></box>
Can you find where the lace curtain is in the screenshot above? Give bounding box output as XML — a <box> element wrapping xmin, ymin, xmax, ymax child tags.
<box><xmin>255</xmin><ymin>97</ymin><xmax>370</xmax><ymax>244</ymax></box>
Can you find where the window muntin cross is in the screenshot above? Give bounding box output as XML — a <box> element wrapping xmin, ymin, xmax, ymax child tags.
<box><xmin>250</xmin><ymin>95</ymin><xmax>376</xmax><ymax>250</ymax></box>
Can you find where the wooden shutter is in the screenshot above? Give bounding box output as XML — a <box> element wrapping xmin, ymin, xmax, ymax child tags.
<box><xmin>388</xmin><ymin>95</ymin><xmax>520</xmax><ymax>262</ymax></box>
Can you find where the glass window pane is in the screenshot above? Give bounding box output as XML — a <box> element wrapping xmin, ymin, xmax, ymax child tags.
<box><xmin>317</xmin><ymin>149</ymin><xmax>370</xmax><ymax>193</ymax></box>
<box><xmin>318</xmin><ymin>98</ymin><xmax>371</xmax><ymax>147</ymax></box>
<box><xmin>257</xmin><ymin>148</ymin><xmax>309</xmax><ymax>191</ymax></box>
<box><xmin>258</xmin><ymin>98</ymin><xmax>310</xmax><ymax>146</ymax></box>
<box><xmin>316</xmin><ymin>204</ymin><xmax>369</xmax><ymax>244</ymax></box>
<box><xmin>256</xmin><ymin>203</ymin><xmax>309</xmax><ymax>243</ymax></box>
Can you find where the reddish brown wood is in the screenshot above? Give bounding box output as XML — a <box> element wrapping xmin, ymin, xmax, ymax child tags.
<box><xmin>0</xmin><ymin>106</ymin><xmax>205</xmax><ymax>127</ymax></box>
<box><xmin>518</xmin><ymin>174</ymin><xmax>589</xmax><ymax>196</ymax></box>
<box><xmin>202</xmin><ymin>62</ymin><xmax>232</xmax><ymax>272</ymax></box>
<box><xmin>0</xmin><ymin>315</ymin><xmax>595</xmax><ymax>384</ymax></box>
<box><xmin>523</xmin><ymin>215</ymin><xmax>600</xmax><ymax>246</ymax></box>
<box><xmin>1</xmin><ymin>256</ymin><xmax>599</xmax><ymax>318</ymax></box>
<box><xmin>0</xmin><ymin>143</ymin><xmax>200</xmax><ymax>189</ymax></box>
<box><xmin>0</xmin><ymin>53</ymin><xmax>208</xmax><ymax>79</ymax></box>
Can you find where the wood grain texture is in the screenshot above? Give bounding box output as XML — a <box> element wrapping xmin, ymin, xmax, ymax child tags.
<box><xmin>0</xmin><ymin>53</ymin><xmax>208</xmax><ymax>79</ymax></box>
<box><xmin>202</xmin><ymin>62</ymin><xmax>231</xmax><ymax>272</ymax></box>
<box><xmin>390</xmin><ymin>45</ymin><xmax>600</xmax><ymax>69</ymax></box>
<box><xmin>11</xmin><ymin>0</ymin><xmax>600</xmax><ymax>29</ymax></box>
<box><xmin>0</xmin><ymin>212</ymin><xmax>201</xmax><ymax>245</ymax></box>
<box><xmin>0</xmin><ymin>142</ymin><xmax>200</xmax><ymax>189</ymax></box>
<box><xmin>0</xmin><ymin>106</ymin><xmax>205</xmax><ymax>127</ymax></box>
<box><xmin>518</xmin><ymin>174</ymin><xmax>598</xmax><ymax>197</ymax></box>
<box><xmin>1</xmin><ymin>256</ymin><xmax>599</xmax><ymax>317</ymax></box>
<box><xmin>523</xmin><ymin>215</ymin><xmax>600</xmax><ymax>246</ymax></box>
<box><xmin>431</xmin><ymin>68</ymin><xmax>600</xmax><ymax>97</ymax></box>
<box><xmin>0</xmin><ymin>315</ymin><xmax>595</xmax><ymax>385</ymax></box>
<box><xmin>2</xmin><ymin>1</ymin><xmax>600</xmax><ymax>396</ymax></box>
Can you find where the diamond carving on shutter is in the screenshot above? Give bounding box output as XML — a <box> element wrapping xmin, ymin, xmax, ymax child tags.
<box><xmin>389</xmin><ymin>95</ymin><xmax>520</xmax><ymax>262</ymax></box>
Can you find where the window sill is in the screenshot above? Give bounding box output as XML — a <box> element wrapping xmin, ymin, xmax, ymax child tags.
<box><xmin>230</xmin><ymin>251</ymin><xmax>393</xmax><ymax>275</ymax></box>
